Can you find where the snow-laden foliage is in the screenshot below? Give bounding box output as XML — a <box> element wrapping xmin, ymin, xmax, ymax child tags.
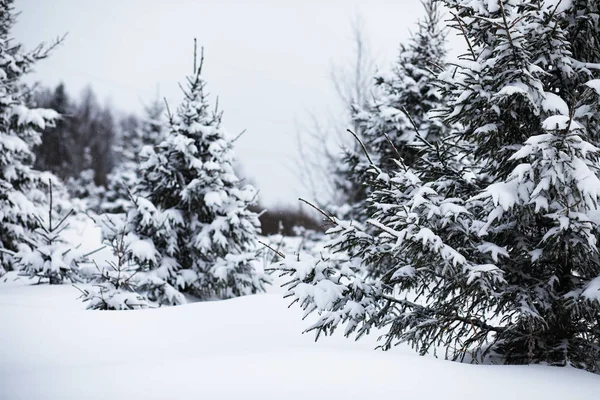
<box><xmin>13</xmin><ymin>181</ymin><xmax>87</xmax><ymax>284</ymax></box>
<box><xmin>434</xmin><ymin>0</ymin><xmax>600</xmax><ymax>369</ymax></box>
<box><xmin>0</xmin><ymin>0</ymin><xmax>65</xmax><ymax>276</ymax></box>
<box><xmin>105</xmin><ymin>50</ymin><xmax>269</xmax><ymax>305</ymax></box>
<box><xmin>103</xmin><ymin>99</ymin><xmax>166</xmax><ymax>214</ymax></box>
<box><xmin>274</xmin><ymin>0</ymin><xmax>600</xmax><ymax>373</ymax></box>
<box><xmin>101</xmin><ymin>201</ymin><xmax>186</xmax><ymax>306</ymax></box>
<box><xmin>334</xmin><ymin>0</ymin><xmax>449</xmax><ymax>221</ymax></box>
<box><xmin>274</xmin><ymin>153</ymin><xmax>497</xmax><ymax>358</ymax></box>
<box><xmin>80</xmin><ymin>217</ymin><xmax>149</xmax><ymax>310</ymax></box>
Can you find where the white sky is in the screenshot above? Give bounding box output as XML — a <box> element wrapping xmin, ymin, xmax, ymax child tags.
<box><xmin>15</xmin><ymin>0</ymin><xmax>461</xmax><ymax>207</ymax></box>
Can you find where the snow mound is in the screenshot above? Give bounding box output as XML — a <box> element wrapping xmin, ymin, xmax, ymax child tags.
<box><xmin>1</xmin><ymin>281</ymin><xmax>599</xmax><ymax>400</ymax></box>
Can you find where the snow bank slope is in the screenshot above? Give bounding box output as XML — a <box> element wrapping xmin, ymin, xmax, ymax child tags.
<box><xmin>1</xmin><ymin>283</ymin><xmax>599</xmax><ymax>400</ymax></box>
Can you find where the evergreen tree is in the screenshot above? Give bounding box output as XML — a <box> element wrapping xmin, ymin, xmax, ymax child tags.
<box><xmin>112</xmin><ymin>47</ymin><xmax>268</xmax><ymax>305</ymax></box>
<box><xmin>0</xmin><ymin>0</ymin><xmax>62</xmax><ymax>276</ymax></box>
<box><xmin>13</xmin><ymin>180</ymin><xmax>86</xmax><ymax>284</ymax></box>
<box><xmin>102</xmin><ymin>115</ymin><xmax>140</xmax><ymax>214</ymax></box>
<box><xmin>563</xmin><ymin>1</ymin><xmax>600</xmax><ymax>83</ymax></box>
<box><xmin>435</xmin><ymin>0</ymin><xmax>600</xmax><ymax>371</ymax></box>
<box><xmin>274</xmin><ymin>0</ymin><xmax>600</xmax><ymax>373</ymax></box>
<box><xmin>335</xmin><ymin>0</ymin><xmax>448</xmax><ymax>221</ymax></box>
<box><xmin>79</xmin><ymin>216</ymin><xmax>149</xmax><ymax>310</ymax></box>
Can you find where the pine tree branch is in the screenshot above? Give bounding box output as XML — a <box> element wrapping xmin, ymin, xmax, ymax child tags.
<box><xmin>163</xmin><ymin>97</ymin><xmax>174</xmax><ymax>125</ymax></box>
<box><xmin>48</xmin><ymin>179</ymin><xmax>53</xmax><ymax>233</ymax></box>
<box><xmin>231</xmin><ymin>128</ymin><xmax>247</xmax><ymax>143</ymax></box>
<box><xmin>54</xmin><ymin>209</ymin><xmax>75</xmax><ymax>232</ymax></box>
<box><xmin>380</xmin><ymin>293</ymin><xmax>505</xmax><ymax>333</ymax></box>
<box><xmin>193</xmin><ymin>38</ymin><xmax>197</xmax><ymax>73</ymax></box>
<box><xmin>399</xmin><ymin>105</ymin><xmax>433</xmax><ymax>149</ymax></box>
<box><xmin>0</xmin><ymin>248</ymin><xmax>15</xmax><ymax>256</ymax></box>
<box><xmin>30</xmin><ymin>33</ymin><xmax>67</xmax><ymax>61</ymax></box>
<box><xmin>299</xmin><ymin>198</ymin><xmax>337</xmax><ymax>226</ymax></box>
<box><xmin>258</xmin><ymin>241</ymin><xmax>286</xmax><ymax>259</ymax></box>
<box><xmin>450</xmin><ymin>12</ymin><xmax>476</xmax><ymax>61</ymax></box>
<box><xmin>197</xmin><ymin>45</ymin><xmax>205</xmax><ymax>75</ymax></box>
<box><xmin>383</xmin><ymin>132</ymin><xmax>408</xmax><ymax>171</ymax></box>
<box><xmin>498</xmin><ymin>1</ymin><xmax>520</xmax><ymax>66</ymax></box>
<box><xmin>347</xmin><ymin>128</ymin><xmax>375</xmax><ymax>167</ymax></box>
<box><xmin>81</xmin><ymin>246</ymin><xmax>107</xmax><ymax>259</ymax></box>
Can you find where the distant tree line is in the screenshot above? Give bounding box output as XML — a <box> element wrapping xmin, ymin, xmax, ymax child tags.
<box><xmin>31</xmin><ymin>82</ymin><xmax>321</xmax><ymax>232</ymax></box>
<box><xmin>33</xmin><ymin>83</ymin><xmax>125</xmax><ymax>186</ymax></box>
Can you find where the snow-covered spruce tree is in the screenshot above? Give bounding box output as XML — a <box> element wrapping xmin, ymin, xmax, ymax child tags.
<box><xmin>13</xmin><ymin>180</ymin><xmax>86</xmax><ymax>284</ymax></box>
<box><xmin>335</xmin><ymin>0</ymin><xmax>448</xmax><ymax>221</ymax></box>
<box><xmin>119</xmin><ymin>47</ymin><xmax>268</xmax><ymax>304</ymax></box>
<box><xmin>274</xmin><ymin>1</ymin><xmax>600</xmax><ymax>372</ymax></box>
<box><xmin>428</xmin><ymin>0</ymin><xmax>600</xmax><ymax>369</ymax></box>
<box><xmin>0</xmin><ymin>0</ymin><xmax>62</xmax><ymax>276</ymax></box>
<box><xmin>103</xmin><ymin>99</ymin><xmax>166</xmax><ymax>214</ymax></box>
<box><xmin>79</xmin><ymin>216</ymin><xmax>149</xmax><ymax>310</ymax></box>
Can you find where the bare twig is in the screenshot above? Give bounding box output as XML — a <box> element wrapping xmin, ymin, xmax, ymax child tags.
<box><xmin>231</xmin><ymin>128</ymin><xmax>247</xmax><ymax>143</ymax></box>
<box><xmin>163</xmin><ymin>97</ymin><xmax>173</xmax><ymax>125</ymax></box>
<box><xmin>259</xmin><ymin>240</ymin><xmax>286</xmax><ymax>259</ymax></box>
<box><xmin>299</xmin><ymin>198</ymin><xmax>337</xmax><ymax>226</ymax></box>
<box><xmin>400</xmin><ymin>106</ymin><xmax>433</xmax><ymax>149</ymax></box>
<box><xmin>193</xmin><ymin>38</ymin><xmax>197</xmax><ymax>73</ymax></box>
<box><xmin>81</xmin><ymin>245</ymin><xmax>107</xmax><ymax>259</ymax></box>
<box><xmin>383</xmin><ymin>132</ymin><xmax>408</xmax><ymax>171</ymax></box>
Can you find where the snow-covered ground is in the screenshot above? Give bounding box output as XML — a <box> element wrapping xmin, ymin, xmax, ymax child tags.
<box><xmin>1</xmin><ymin>220</ymin><xmax>599</xmax><ymax>399</ymax></box>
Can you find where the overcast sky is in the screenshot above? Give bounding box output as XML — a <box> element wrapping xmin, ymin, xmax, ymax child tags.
<box><xmin>14</xmin><ymin>0</ymin><xmax>461</xmax><ymax>207</ymax></box>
